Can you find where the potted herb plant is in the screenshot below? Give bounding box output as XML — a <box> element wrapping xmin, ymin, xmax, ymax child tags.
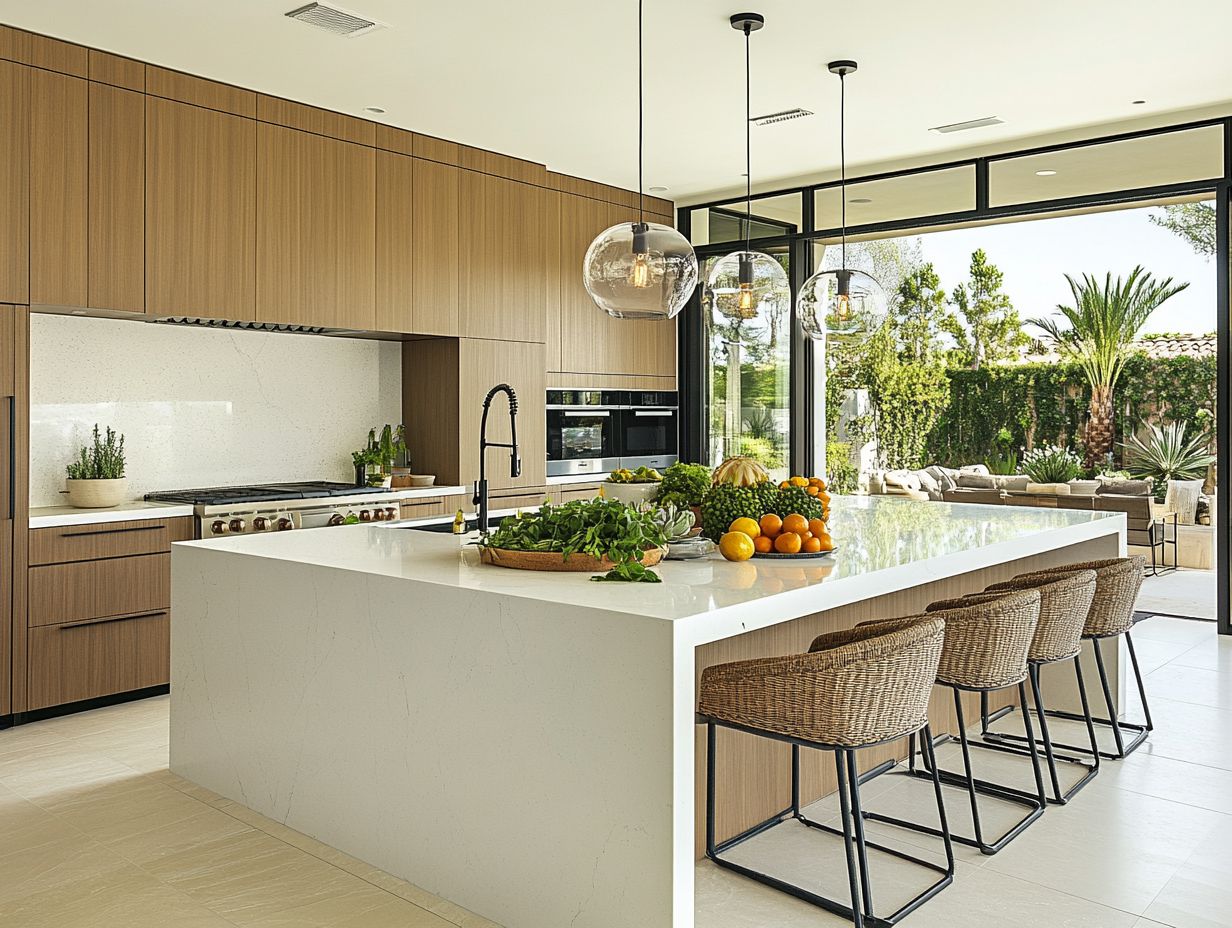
<box><xmin>65</xmin><ymin>424</ymin><xmax>128</xmax><ymax>508</ymax></box>
<box><xmin>652</xmin><ymin>462</ymin><xmax>711</xmax><ymax>526</ymax></box>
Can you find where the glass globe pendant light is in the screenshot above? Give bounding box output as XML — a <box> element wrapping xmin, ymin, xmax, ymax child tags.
<box><xmin>708</xmin><ymin>13</ymin><xmax>789</xmax><ymax>323</ymax></box>
<box><xmin>798</xmin><ymin>60</ymin><xmax>887</xmax><ymax>343</ymax></box>
<box><xmin>582</xmin><ymin>0</ymin><xmax>698</xmax><ymax>320</ymax></box>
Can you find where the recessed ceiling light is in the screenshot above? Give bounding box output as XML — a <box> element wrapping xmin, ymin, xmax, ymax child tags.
<box><xmin>648</xmin><ymin>185</ymin><xmax>669</xmax><ymax>193</ymax></box>
<box><xmin>1035</xmin><ymin>170</ymin><xmax>1057</xmax><ymax>176</ymax></box>
<box><xmin>363</xmin><ymin>106</ymin><xmax>386</xmax><ymax>114</ymax></box>
<box><xmin>849</xmin><ymin>197</ymin><xmax>872</xmax><ymax>204</ymax></box>
<box><xmin>1132</xmin><ymin>99</ymin><xmax>1146</xmax><ymax>105</ymax></box>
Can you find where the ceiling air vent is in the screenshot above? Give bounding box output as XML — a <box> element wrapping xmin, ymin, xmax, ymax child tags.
<box><xmin>751</xmin><ymin>108</ymin><xmax>813</xmax><ymax>127</ymax></box>
<box><xmin>284</xmin><ymin>3</ymin><xmax>386</xmax><ymax>37</ymax></box>
<box><xmin>929</xmin><ymin>116</ymin><xmax>1004</xmax><ymax>134</ymax></box>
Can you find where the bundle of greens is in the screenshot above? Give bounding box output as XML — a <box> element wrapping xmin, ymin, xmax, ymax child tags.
<box><xmin>66</xmin><ymin>425</ymin><xmax>126</xmax><ymax>480</ymax></box>
<box><xmin>482</xmin><ymin>498</ymin><xmax>668</xmax><ymax>583</ymax></box>
<box><xmin>652</xmin><ymin>462</ymin><xmax>711</xmax><ymax>509</ymax></box>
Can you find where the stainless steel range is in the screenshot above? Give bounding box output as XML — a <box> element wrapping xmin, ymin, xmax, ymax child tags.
<box><xmin>144</xmin><ymin>482</ymin><xmax>401</xmax><ymax>538</ymax></box>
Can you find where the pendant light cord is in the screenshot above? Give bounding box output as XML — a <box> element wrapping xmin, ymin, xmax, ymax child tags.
<box><xmin>637</xmin><ymin>0</ymin><xmax>644</xmax><ymax>225</ymax></box>
<box><xmin>744</xmin><ymin>22</ymin><xmax>752</xmax><ymax>255</ymax></box>
<box><xmin>839</xmin><ymin>69</ymin><xmax>847</xmax><ymax>268</ymax></box>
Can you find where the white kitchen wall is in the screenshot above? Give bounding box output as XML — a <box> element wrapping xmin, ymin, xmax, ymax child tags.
<box><xmin>29</xmin><ymin>314</ymin><xmax>402</xmax><ymax>507</ymax></box>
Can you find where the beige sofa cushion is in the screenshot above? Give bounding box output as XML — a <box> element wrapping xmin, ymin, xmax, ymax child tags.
<box><xmin>1025</xmin><ymin>482</ymin><xmax>1072</xmax><ymax>495</ymax></box>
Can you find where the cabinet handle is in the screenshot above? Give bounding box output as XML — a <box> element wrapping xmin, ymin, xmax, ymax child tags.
<box><xmin>61</xmin><ymin>524</ymin><xmax>166</xmax><ymax>539</ymax></box>
<box><xmin>632</xmin><ymin>410</ymin><xmax>674</xmax><ymax>417</ymax></box>
<box><xmin>563</xmin><ymin>410</ymin><xmax>610</xmax><ymax>418</ymax></box>
<box><xmin>58</xmin><ymin>610</ymin><xmax>168</xmax><ymax>630</ymax></box>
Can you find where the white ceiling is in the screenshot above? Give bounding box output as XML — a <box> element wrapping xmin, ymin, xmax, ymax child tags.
<box><xmin>3</xmin><ymin>0</ymin><xmax>1231</xmax><ymax>201</ymax></box>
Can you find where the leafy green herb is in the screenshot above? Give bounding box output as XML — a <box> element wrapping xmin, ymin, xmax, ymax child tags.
<box><xmin>653</xmin><ymin>462</ymin><xmax>711</xmax><ymax>509</ymax></box>
<box><xmin>483</xmin><ymin>498</ymin><xmax>667</xmax><ymax>583</ymax></box>
<box><xmin>66</xmin><ymin>425</ymin><xmax>126</xmax><ymax>480</ymax></box>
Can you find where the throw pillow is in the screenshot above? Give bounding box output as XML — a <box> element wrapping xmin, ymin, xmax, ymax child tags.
<box><xmin>1097</xmin><ymin>478</ymin><xmax>1152</xmax><ymax>497</ymax></box>
<box><xmin>956</xmin><ymin>474</ymin><xmax>996</xmax><ymax>490</ymax></box>
<box><xmin>1165</xmin><ymin>479</ymin><xmax>1204</xmax><ymax>525</ymax></box>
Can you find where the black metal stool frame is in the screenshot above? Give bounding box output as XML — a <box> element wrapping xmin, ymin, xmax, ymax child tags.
<box><xmin>977</xmin><ymin>654</ymin><xmax>1102</xmax><ymax>803</ymax></box>
<box><xmin>703</xmin><ymin>717</ymin><xmax>954</xmax><ymax>928</ymax></box>
<box><xmin>860</xmin><ymin>680</ymin><xmax>1046</xmax><ymax>856</ymax></box>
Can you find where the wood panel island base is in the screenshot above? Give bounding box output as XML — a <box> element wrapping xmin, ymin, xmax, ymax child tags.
<box><xmin>169</xmin><ymin>497</ymin><xmax>1124</xmax><ymax>928</ymax></box>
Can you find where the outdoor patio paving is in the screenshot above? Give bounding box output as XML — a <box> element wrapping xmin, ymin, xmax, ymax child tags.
<box><xmin>1138</xmin><ymin>568</ymin><xmax>1218</xmax><ymax>621</ymax></box>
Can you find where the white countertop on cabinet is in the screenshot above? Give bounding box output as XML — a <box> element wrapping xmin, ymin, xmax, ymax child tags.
<box><xmin>29</xmin><ymin>500</ymin><xmax>195</xmax><ymax>528</ymax></box>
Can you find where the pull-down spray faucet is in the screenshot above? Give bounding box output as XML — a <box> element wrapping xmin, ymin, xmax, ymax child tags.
<box><xmin>474</xmin><ymin>384</ymin><xmax>521</xmax><ymax>534</ymax></box>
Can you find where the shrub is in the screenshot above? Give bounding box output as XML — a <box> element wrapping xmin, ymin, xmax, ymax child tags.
<box><xmin>1122</xmin><ymin>421</ymin><xmax>1215</xmax><ymax>493</ymax></box>
<box><xmin>1021</xmin><ymin>445</ymin><xmax>1082</xmax><ymax>484</ymax></box>
<box><xmin>66</xmin><ymin>425</ymin><xmax>126</xmax><ymax>480</ymax></box>
<box><xmin>825</xmin><ymin>441</ymin><xmax>858</xmax><ymax>494</ymax></box>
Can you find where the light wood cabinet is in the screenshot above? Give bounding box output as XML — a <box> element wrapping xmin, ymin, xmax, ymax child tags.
<box><xmin>411</xmin><ymin>158</ymin><xmax>461</xmax><ymax>336</ymax></box>
<box><xmin>0</xmin><ymin>61</ymin><xmax>29</xmax><ymax>304</ymax></box>
<box><xmin>459</xmin><ymin>171</ymin><xmax>547</xmax><ymax>343</ymax></box>
<box><xmin>29</xmin><ymin>69</ymin><xmax>87</xmax><ymax>307</ymax></box>
<box><xmin>146</xmin><ymin>96</ymin><xmax>256</xmax><ymax>320</ymax></box>
<box><xmin>89</xmin><ymin>82</ymin><xmax>145</xmax><ymax>312</ymax></box>
<box><xmin>375</xmin><ymin>149</ymin><xmax>413</xmax><ymax>333</ymax></box>
<box><xmin>256</xmin><ymin>122</ymin><xmax>376</xmax><ymax>329</ymax></box>
<box><xmin>28</xmin><ymin>612</ymin><xmax>169</xmax><ymax>711</ymax></box>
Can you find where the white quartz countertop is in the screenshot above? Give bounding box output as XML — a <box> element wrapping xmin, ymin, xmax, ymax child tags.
<box><xmin>176</xmin><ymin>495</ymin><xmax>1124</xmax><ymax>643</ymax></box>
<box><xmin>545</xmin><ymin>474</ymin><xmax>606</xmax><ymax>486</ymax></box>
<box><xmin>30</xmin><ymin>500</ymin><xmax>195</xmax><ymax>528</ymax></box>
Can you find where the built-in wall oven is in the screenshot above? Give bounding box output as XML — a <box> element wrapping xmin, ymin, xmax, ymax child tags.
<box><xmin>546</xmin><ymin>389</ymin><xmax>678</xmax><ymax>476</ymax></box>
<box><xmin>618</xmin><ymin>391</ymin><xmax>678</xmax><ymax>471</ymax></box>
<box><xmin>546</xmin><ymin>390</ymin><xmax>622</xmax><ymax>477</ymax></box>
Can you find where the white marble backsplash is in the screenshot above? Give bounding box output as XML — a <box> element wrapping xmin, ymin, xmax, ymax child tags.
<box><xmin>29</xmin><ymin>314</ymin><xmax>402</xmax><ymax>507</ymax></box>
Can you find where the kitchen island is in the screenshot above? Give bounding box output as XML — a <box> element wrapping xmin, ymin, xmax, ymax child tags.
<box><xmin>169</xmin><ymin>496</ymin><xmax>1124</xmax><ymax>928</ymax></box>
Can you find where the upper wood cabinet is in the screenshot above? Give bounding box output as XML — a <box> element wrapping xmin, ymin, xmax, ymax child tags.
<box><xmin>146</xmin><ymin>97</ymin><xmax>255</xmax><ymax>320</ymax></box>
<box><xmin>256</xmin><ymin>123</ymin><xmax>375</xmax><ymax>329</ymax></box>
<box><xmin>89</xmin><ymin>83</ymin><xmax>144</xmax><ymax>313</ymax></box>
<box><xmin>411</xmin><ymin>158</ymin><xmax>461</xmax><ymax>337</ymax></box>
<box><xmin>0</xmin><ymin>61</ymin><xmax>29</xmax><ymax>304</ymax></box>
<box><xmin>375</xmin><ymin>149</ymin><xmax>413</xmax><ymax>333</ymax></box>
<box><xmin>458</xmin><ymin>171</ymin><xmax>547</xmax><ymax>343</ymax></box>
<box><xmin>553</xmin><ymin>193</ymin><xmax>676</xmax><ymax>381</ymax></box>
<box><xmin>29</xmin><ymin>69</ymin><xmax>87</xmax><ymax>307</ymax></box>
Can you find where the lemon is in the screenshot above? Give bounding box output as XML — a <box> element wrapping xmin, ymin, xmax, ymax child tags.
<box><xmin>728</xmin><ymin>517</ymin><xmax>761</xmax><ymax>539</ymax></box>
<box><xmin>719</xmin><ymin>531</ymin><xmax>756</xmax><ymax>562</ymax></box>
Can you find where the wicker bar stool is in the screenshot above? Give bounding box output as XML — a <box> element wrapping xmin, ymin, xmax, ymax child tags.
<box><xmin>698</xmin><ymin>615</ymin><xmax>952</xmax><ymax>928</ymax></box>
<box><xmin>964</xmin><ymin>570</ymin><xmax>1102</xmax><ymax>805</ymax></box>
<box><xmin>986</xmin><ymin>556</ymin><xmax>1150</xmax><ymax>761</ymax></box>
<box><xmin>859</xmin><ymin>590</ymin><xmax>1047</xmax><ymax>855</ymax></box>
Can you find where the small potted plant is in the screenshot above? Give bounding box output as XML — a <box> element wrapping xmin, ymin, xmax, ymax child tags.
<box><xmin>65</xmin><ymin>424</ymin><xmax>128</xmax><ymax>508</ymax></box>
<box><xmin>1021</xmin><ymin>445</ymin><xmax>1082</xmax><ymax>495</ymax></box>
<box><xmin>352</xmin><ymin>446</ymin><xmax>383</xmax><ymax>487</ymax></box>
<box><xmin>652</xmin><ymin>462</ymin><xmax>711</xmax><ymax>526</ymax></box>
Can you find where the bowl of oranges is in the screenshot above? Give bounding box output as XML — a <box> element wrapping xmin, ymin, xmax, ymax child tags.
<box><xmin>718</xmin><ymin>512</ymin><xmax>835</xmax><ymax>562</ymax></box>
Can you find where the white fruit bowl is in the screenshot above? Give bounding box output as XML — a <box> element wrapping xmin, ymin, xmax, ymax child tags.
<box><xmin>602</xmin><ymin>481</ymin><xmax>660</xmax><ymax>506</ymax></box>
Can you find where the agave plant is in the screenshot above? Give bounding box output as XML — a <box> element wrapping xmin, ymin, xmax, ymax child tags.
<box><xmin>1021</xmin><ymin>445</ymin><xmax>1082</xmax><ymax>484</ymax></box>
<box><xmin>1122</xmin><ymin>421</ymin><xmax>1215</xmax><ymax>490</ymax></box>
<box><xmin>1029</xmin><ymin>267</ymin><xmax>1188</xmax><ymax>468</ymax></box>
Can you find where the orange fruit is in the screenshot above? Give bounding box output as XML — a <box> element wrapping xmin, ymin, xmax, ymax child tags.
<box><xmin>719</xmin><ymin>532</ymin><xmax>756</xmax><ymax>562</ymax></box>
<box><xmin>808</xmin><ymin>518</ymin><xmax>827</xmax><ymax>537</ymax></box>
<box><xmin>790</xmin><ymin>476</ymin><xmax>809</xmax><ymax>488</ymax></box>
<box><xmin>815</xmin><ymin>532</ymin><xmax>834</xmax><ymax>551</ymax></box>
<box><xmin>759</xmin><ymin>513</ymin><xmax>783</xmax><ymax>537</ymax></box>
<box><xmin>774</xmin><ymin>532</ymin><xmax>802</xmax><ymax>554</ymax></box>
<box><xmin>753</xmin><ymin>535</ymin><xmax>773</xmax><ymax>554</ymax></box>
<box><xmin>729</xmin><ymin>517</ymin><xmax>761</xmax><ymax>539</ymax></box>
<box><xmin>779</xmin><ymin>480</ymin><xmax>790</xmax><ymax>489</ymax></box>
<box><xmin>819</xmin><ymin>492</ymin><xmax>831</xmax><ymax>505</ymax></box>
<box><xmin>806</xmin><ymin>485</ymin><xmax>820</xmax><ymax>496</ymax></box>
<box><xmin>782</xmin><ymin>513</ymin><xmax>809</xmax><ymax>535</ymax></box>
<box><xmin>809</xmin><ymin>477</ymin><xmax>826</xmax><ymax>488</ymax></box>
<box><xmin>802</xmin><ymin>536</ymin><xmax>822</xmax><ymax>553</ymax></box>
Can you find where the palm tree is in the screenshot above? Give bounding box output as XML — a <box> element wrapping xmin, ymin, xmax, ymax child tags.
<box><xmin>1029</xmin><ymin>267</ymin><xmax>1188</xmax><ymax>468</ymax></box>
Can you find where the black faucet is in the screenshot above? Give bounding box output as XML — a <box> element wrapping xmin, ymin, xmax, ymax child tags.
<box><xmin>474</xmin><ymin>383</ymin><xmax>521</xmax><ymax>534</ymax></box>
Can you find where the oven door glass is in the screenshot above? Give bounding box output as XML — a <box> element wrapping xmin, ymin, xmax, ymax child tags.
<box><xmin>619</xmin><ymin>408</ymin><xmax>679</xmax><ymax>459</ymax></box>
<box><xmin>547</xmin><ymin>409</ymin><xmax>617</xmax><ymax>461</ymax></box>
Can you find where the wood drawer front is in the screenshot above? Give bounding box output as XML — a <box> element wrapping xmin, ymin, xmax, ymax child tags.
<box><xmin>400</xmin><ymin>498</ymin><xmax>447</xmax><ymax>519</ymax></box>
<box><xmin>29</xmin><ymin>517</ymin><xmax>192</xmax><ymax>565</ymax></box>
<box><xmin>27</xmin><ymin>611</ymin><xmax>169</xmax><ymax>710</ymax></box>
<box><xmin>490</xmin><ymin>491</ymin><xmax>552</xmax><ymax>512</ymax></box>
<box><xmin>29</xmin><ymin>554</ymin><xmax>170</xmax><ymax>627</ymax></box>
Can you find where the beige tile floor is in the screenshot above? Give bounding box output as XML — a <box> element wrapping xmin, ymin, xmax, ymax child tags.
<box><xmin>0</xmin><ymin>616</ymin><xmax>1227</xmax><ymax>927</ymax></box>
<box><xmin>1138</xmin><ymin>569</ymin><xmax>1217</xmax><ymax>621</ymax></box>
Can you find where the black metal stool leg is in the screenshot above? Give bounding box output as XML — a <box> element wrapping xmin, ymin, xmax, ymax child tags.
<box><xmin>1093</xmin><ymin>640</ymin><xmax>1128</xmax><ymax>757</ymax></box>
<box><xmin>846</xmin><ymin>751</ymin><xmax>875</xmax><ymax>920</ymax></box>
<box><xmin>1126</xmin><ymin>631</ymin><xmax>1154</xmax><ymax>733</ymax></box>
<box><xmin>835</xmin><ymin>749</ymin><xmax>866</xmax><ymax>928</ymax></box>
<box><xmin>1017</xmin><ymin>680</ymin><xmax>1047</xmax><ymax>806</ymax></box>
<box><xmin>920</xmin><ymin>724</ymin><xmax>955</xmax><ymax>874</ymax></box>
<box><xmin>1028</xmin><ymin>665</ymin><xmax>1066</xmax><ymax>803</ymax></box>
<box><xmin>952</xmin><ymin>689</ymin><xmax>986</xmax><ymax>848</ymax></box>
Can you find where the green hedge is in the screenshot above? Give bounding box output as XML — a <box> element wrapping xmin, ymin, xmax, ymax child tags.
<box><xmin>926</xmin><ymin>354</ymin><xmax>1216</xmax><ymax>467</ymax></box>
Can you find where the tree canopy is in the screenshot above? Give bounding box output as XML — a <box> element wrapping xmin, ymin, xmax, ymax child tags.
<box><xmin>943</xmin><ymin>248</ymin><xmax>1030</xmax><ymax>369</ymax></box>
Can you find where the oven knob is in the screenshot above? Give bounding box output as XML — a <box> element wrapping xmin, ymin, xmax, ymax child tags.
<box><xmin>211</xmin><ymin>519</ymin><xmax>229</xmax><ymax>535</ymax></box>
<box><xmin>359</xmin><ymin>509</ymin><xmax>373</xmax><ymax>522</ymax></box>
<box><xmin>229</xmin><ymin>518</ymin><xmax>246</xmax><ymax>534</ymax></box>
<box><xmin>276</xmin><ymin>517</ymin><xmax>294</xmax><ymax>532</ymax></box>
<box><xmin>384</xmin><ymin>507</ymin><xmax>398</xmax><ymax>521</ymax></box>
<box><xmin>253</xmin><ymin>516</ymin><xmax>270</xmax><ymax>532</ymax></box>
<box><xmin>373</xmin><ymin>508</ymin><xmax>387</xmax><ymax>521</ymax></box>
<box><xmin>327</xmin><ymin>513</ymin><xmax>345</xmax><ymax>526</ymax></box>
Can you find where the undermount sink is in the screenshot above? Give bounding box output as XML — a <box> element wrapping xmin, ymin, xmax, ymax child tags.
<box><xmin>395</xmin><ymin>514</ymin><xmax>511</xmax><ymax>534</ymax></box>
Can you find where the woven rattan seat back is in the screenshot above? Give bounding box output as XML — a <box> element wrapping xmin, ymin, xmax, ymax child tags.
<box><xmin>916</xmin><ymin>589</ymin><xmax>1041</xmax><ymax>689</ymax></box>
<box><xmin>697</xmin><ymin>616</ymin><xmax>944</xmax><ymax>748</ymax></box>
<box><xmin>978</xmin><ymin>570</ymin><xmax>1096</xmax><ymax>662</ymax></box>
<box><xmin>1009</xmin><ymin>557</ymin><xmax>1144</xmax><ymax>638</ymax></box>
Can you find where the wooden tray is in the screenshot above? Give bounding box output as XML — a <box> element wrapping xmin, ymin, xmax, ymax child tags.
<box><xmin>479</xmin><ymin>546</ymin><xmax>666</xmax><ymax>572</ymax></box>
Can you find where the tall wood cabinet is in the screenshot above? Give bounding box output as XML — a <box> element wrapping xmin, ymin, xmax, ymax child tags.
<box><xmin>146</xmin><ymin>96</ymin><xmax>255</xmax><ymax>320</ymax></box>
<box><xmin>257</xmin><ymin>122</ymin><xmax>375</xmax><ymax>329</ymax></box>
<box><xmin>0</xmin><ymin>61</ymin><xmax>29</xmax><ymax>305</ymax></box>
<box><xmin>89</xmin><ymin>82</ymin><xmax>145</xmax><ymax>312</ymax></box>
<box><xmin>411</xmin><ymin>158</ymin><xmax>461</xmax><ymax>336</ymax></box>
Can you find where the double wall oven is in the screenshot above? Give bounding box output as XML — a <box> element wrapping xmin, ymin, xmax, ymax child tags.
<box><xmin>546</xmin><ymin>390</ymin><xmax>678</xmax><ymax>477</ymax></box>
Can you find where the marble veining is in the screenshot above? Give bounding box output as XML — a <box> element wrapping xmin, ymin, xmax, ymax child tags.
<box><xmin>28</xmin><ymin>314</ymin><xmax>402</xmax><ymax>507</ymax></box>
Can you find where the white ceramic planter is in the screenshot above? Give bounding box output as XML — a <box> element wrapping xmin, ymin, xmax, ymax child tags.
<box><xmin>601</xmin><ymin>482</ymin><xmax>660</xmax><ymax>507</ymax></box>
<box><xmin>65</xmin><ymin>477</ymin><xmax>128</xmax><ymax>508</ymax></box>
<box><xmin>1067</xmin><ymin>479</ymin><xmax>1100</xmax><ymax>495</ymax></box>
